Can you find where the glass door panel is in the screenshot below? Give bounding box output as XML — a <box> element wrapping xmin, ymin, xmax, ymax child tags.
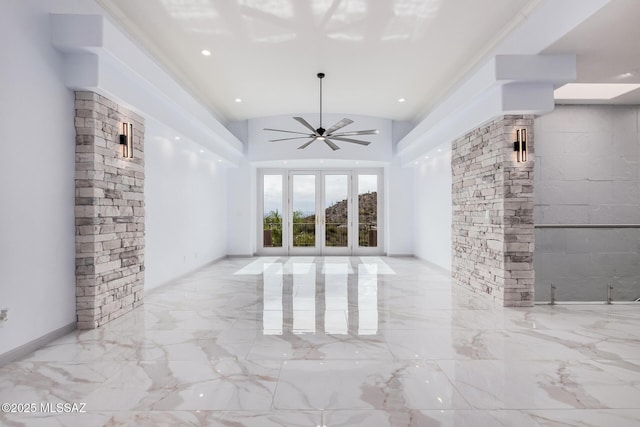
<box><xmin>262</xmin><ymin>175</ymin><xmax>283</xmax><ymax>249</ymax></box>
<box><xmin>290</xmin><ymin>173</ymin><xmax>317</xmax><ymax>254</ymax></box>
<box><xmin>324</xmin><ymin>174</ymin><xmax>349</xmax><ymax>250</ymax></box>
<box><xmin>357</xmin><ymin>174</ymin><xmax>378</xmax><ymax>248</ymax></box>
<box><xmin>260</xmin><ymin>169</ymin><xmax>382</xmax><ymax>256</ymax></box>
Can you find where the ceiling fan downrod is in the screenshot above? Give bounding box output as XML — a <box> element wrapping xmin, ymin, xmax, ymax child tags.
<box><xmin>317</xmin><ymin>72</ymin><xmax>325</xmax><ymax>135</ymax></box>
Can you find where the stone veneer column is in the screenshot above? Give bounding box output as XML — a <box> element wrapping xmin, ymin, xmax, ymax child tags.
<box><xmin>74</xmin><ymin>91</ymin><xmax>145</xmax><ymax>329</ymax></box>
<box><xmin>451</xmin><ymin>115</ymin><xmax>535</xmax><ymax>307</ymax></box>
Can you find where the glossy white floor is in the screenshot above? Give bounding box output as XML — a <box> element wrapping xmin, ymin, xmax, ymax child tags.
<box><xmin>1</xmin><ymin>256</ymin><xmax>640</xmax><ymax>426</ymax></box>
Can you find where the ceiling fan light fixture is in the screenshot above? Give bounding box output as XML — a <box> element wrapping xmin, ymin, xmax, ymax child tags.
<box><xmin>263</xmin><ymin>73</ymin><xmax>379</xmax><ymax>151</ymax></box>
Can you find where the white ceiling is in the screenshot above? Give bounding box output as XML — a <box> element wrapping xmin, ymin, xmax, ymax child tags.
<box><xmin>97</xmin><ymin>0</ymin><xmax>535</xmax><ymax>122</ymax></box>
<box><xmin>97</xmin><ymin>0</ymin><xmax>640</xmax><ymax>123</ymax></box>
<box><xmin>544</xmin><ymin>0</ymin><xmax>640</xmax><ymax>104</ymax></box>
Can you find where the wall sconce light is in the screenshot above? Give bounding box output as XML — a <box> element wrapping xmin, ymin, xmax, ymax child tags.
<box><xmin>119</xmin><ymin>123</ymin><xmax>133</xmax><ymax>159</ymax></box>
<box><xmin>514</xmin><ymin>128</ymin><xmax>527</xmax><ymax>162</ymax></box>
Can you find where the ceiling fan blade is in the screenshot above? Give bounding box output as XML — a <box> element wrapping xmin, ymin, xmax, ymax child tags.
<box><xmin>297</xmin><ymin>138</ymin><xmax>316</xmax><ymax>149</ymax></box>
<box><xmin>325</xmin><ymin>118</ymin><xmax>354</xmax><ymax>135</ymax></box>
<box><xmin>293</xmin><ymin>117</ymin><xmax>318</xmax><ymax>134</ymax></box>
<box><xmin>331</xmin><ymin>129</ymin><xmax>379</xmax><ymax>136</ymax></box>
<box><xmin>269</xmin><ymin>136</ymin><xmax>315</xmax><ymax>142</ymax></box>
<box><xmin>330</xmin><ymin>136</ymin><xmax>372</xmax><ymax>146</ymax></box>
<box><xmin>324</xmin><ymin>138</ymin><xmax>341</xmax><ymax>151</ymax></box>
<box><xmin>264</xmin><ymin>128</ymin><xmax>314</xmax><ymax>136</ymax></box>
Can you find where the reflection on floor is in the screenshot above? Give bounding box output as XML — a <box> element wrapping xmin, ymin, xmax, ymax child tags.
<box><xmin>1</xmin><ymin>256</ymin><xmax>640</xmax><ymax>426</ymax></box>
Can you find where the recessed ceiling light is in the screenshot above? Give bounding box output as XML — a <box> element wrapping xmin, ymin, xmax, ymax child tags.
<box><xmin>235</xmin><ymin>98</ymin><xmax>242</xmax><ymax>103</ymax></box>
<box><xmin>554</xmin><ymin>83</ymin><xmax>640</xmax><ymax>100</ymax></box>
<box><xmin>199</xmin><ymin>150</ymin><xmax>204</xmax><ymax>153</ymax></box>
<box><xmin>425</xmin><ymin>156</ymin><xmax>430</xmax><ymax>159</ymax></box>
<box><xmin>398</xmin><ymin>98</ymin><xmax>406</xmax><ymax>103</ymax></box>
<box><xmin>437</xmin><ymin>148</ymin><xmax>442</xmax><ymax>152</ymax></box>
<box><xmin>175</xmin><ymin>136</ymin><xmax>180</xmax><ymax>140</ymax></box>
<box><xmin>201</xmin><ymin>49</ymin><xmax>211</xmax><ymax>56</ymax></box>
<box><xmin>217</xmin><ymin>159</ymin><xmax>222</xmax><ymax>162</ymax></box>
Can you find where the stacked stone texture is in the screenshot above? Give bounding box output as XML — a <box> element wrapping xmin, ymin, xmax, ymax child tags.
<box><xmin>451</xmin><ymin>115</ymin><xmax>535</xmax><ymax>307</ymax></box>
<box><xmin>74</xmin><ymin>91</ymin><xmax>145</xmax><ymax>329</ymax></box>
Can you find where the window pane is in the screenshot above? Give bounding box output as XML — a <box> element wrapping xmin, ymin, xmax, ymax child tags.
<box><xmin>325</xmin><ymin>174</ymin><xmax>348</xmax><ymax>247</ymax></box>
<box><xmin>292</xmin><ymin>174</ymin><xmax>316</xmax><ymax>247</ymax></box>
<box><xmin>263</xmin><ymin>175</ymin><xmax>283</xmax><ymax>248</ymax></box>
<box><xmin>358</xmin><ymin>175</ymin><xmax>377</xmax><ymax>247</ymax></box>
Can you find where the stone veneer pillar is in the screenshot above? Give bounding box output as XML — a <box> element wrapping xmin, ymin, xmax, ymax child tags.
<box><xmin>451</xmin><ymin>115</ymin><xmax>535</xmax><ymax>307</ymax></box>
<box><xmin>74</xmin><ymin>91</ymin><xmax>145</xmax><ymax>329</ymax></box>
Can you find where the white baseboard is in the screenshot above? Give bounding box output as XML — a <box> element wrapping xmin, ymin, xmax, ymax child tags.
<box><xmin>414</xmin><ymin>255</ymin><xmax>452</xmax><ymax>275</ymax></box>
<box><xmin>145</xmin><ymin>255</ymin><xmax>228</xmax><ymax>296</ymax></box>
<box><xmin>0</xmin><ymin>322</ymin><xmax>77</xmax><ymax>366</ymax></box>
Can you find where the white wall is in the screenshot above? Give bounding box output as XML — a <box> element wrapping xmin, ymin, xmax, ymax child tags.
<box><xmin>145</xmin><ymin>123</ymin><xmax>228</xmax><ymax>291</ymax></box>
<box><xmin>225</xmin><ymin>121</ymin><xmax>255</xmax><ymax>256</ymax></box>
<box><xmin>226</xmin><ymin>159</ymin><xmax>256</xmax><ymax>256</ymax></box>
<box><xmin>413</xmin><ymin>143</ymin><xmax>453</xmax><ymax>270</ymax></box>
<box><xmin>386</xmin><ymin>121</ymin><xmax>416</xmax><ymax>256</ymax></box>
<box><xmin>0</xmin><ymin>0</ymin><xmax>78</xmax><ymax>355</ymax></box>
<box><xmin>386</xmin><ymin>158</ymin><xmax>415</xmax><ymax>255</ymax></box>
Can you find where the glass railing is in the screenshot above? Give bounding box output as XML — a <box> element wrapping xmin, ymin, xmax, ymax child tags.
<box><xmin>358</xmin><ymin>223</ymin><xmax>377</xmax><ymax>247</ymax></box>
<box><xmin>263</xmin><ymin>222</ymin><xmax>283</xmax><ymax>247</ymax></box>
<box><xmin>325</xmin><ymin>223</ymin><xmax>348</xmax><ymax>247</ymax></box>
<box><xmin>292</xmin><ymin>222</ymin><xmax>316</xmax><ymax>247</ymax></box>
<box><xmin>534</xmin><ymin>225</ymin><xmax>640</xmax><ymax>303</ymax></box>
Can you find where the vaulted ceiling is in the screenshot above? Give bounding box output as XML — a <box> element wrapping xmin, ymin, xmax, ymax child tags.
<box><xmin>97</xmin><ymin>0</ymin><xmax>640</xmax><ymax>123</ymax></box>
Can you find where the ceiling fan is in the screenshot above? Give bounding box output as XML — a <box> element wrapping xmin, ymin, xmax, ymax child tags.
<box><xmin>264</xmin><ymin>73</ymin><xmax>379</xmax><ymax>151</ymax></box>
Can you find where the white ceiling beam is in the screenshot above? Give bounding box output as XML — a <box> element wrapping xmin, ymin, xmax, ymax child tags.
<box><xmin>396</xmin><ymin>54</ymin><xmax>575</xmax><ymax>166</ymax></box>
<box><xmin>50</xmin><ymin>13</ymin><xmax>244</xmax><ymax>166</ymax></box>
<box><xmin>396</xmin><ymin>0</ymin><xmax>610</xmax><ymax>166</ymax></box>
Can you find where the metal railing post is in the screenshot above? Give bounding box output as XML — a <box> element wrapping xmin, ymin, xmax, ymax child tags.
<box><xmin>606</xmin><ymin>283</ymin><xmax>613</xmax><ymax>305</ymax></box>
<box><xmin>550</xmin><ymin>284</ymin><xmax>556</xmax><ymax>305</ymax></box>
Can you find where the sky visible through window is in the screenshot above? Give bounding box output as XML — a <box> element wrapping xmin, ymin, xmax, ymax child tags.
<box><xmin>264</xmin><ymin>173</ymin><xmax>377</xmax><ymax>217</ymax></box>
<box><xmin>263</xmin><ymin>175</ymin><xmax>282</xmax><ymax>216</ymax></box>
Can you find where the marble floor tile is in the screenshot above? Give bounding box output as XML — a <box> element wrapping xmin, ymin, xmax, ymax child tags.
<box><xmin>321</xmin><ymin>409</ymin><xmax>540</xmax><ymax>427</ymax></box>
<box><xmin>1</xmin><ymin>256</ymin><xmax>639</xmax><ymax>425</ymax></box>
<box><xmin>274</xmin><ymin>360</ymin><xmax>471</xmax><ymax>410</ymax></box>
<box><xmin>246</xmin><ymin>332</ymin><xmax>394</xmax><ymax>360</ymax></box>
<box><xmin>438</xmin><ymin>359</ymin><xmax>640</xmax><ymax>409</ymax></box>
<box><xmin>527</xmin><ymin>409</ymin><xmax>640</xmax><ymax>427</ymax></box>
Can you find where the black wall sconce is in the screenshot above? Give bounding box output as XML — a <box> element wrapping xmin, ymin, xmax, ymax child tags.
<box><xmin>120</xmin><ymin>123</ymin><xmax>133</xmax><ymax>159</ymax></box>
<box><xmin>514</xmin><ymin>128</ymin><xmax>527</xmax><ymax>162</ymax></box>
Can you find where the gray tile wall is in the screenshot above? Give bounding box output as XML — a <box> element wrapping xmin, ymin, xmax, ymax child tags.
<box><xmin>534</xmin><ymin>105</ymin><xmax>640</xmax><ymax>302</ymax></box>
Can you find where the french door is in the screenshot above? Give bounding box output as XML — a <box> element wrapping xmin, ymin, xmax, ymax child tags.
<box><xmin>258</xmin><ymin>169</ymin><xmax>382</xmax><ymax>256</ymax></box>
<box><xmin>288</xmin><ymin>171</ymin><xmax>352</xmax><ymax>255</ymax></box>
